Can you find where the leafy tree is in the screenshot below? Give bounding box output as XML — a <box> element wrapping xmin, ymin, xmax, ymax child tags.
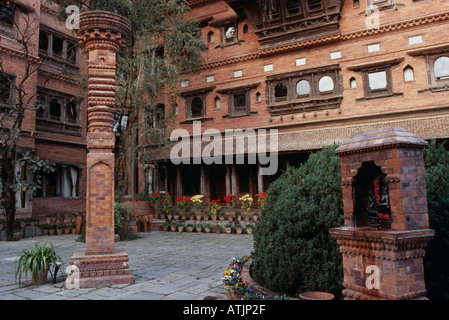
<box><xmin>423</xmin><ymin>140</ymin><xmax>449</xmax><ymax>300</ymax></box>
<box><xmin>0</xmin><ymin>2</ymin><xmax>54</xmax><ymax>241</ymax></box>
<box><xmin>251</xmin><ymin>145</ymin><xmax>344</xmax><ymax>297</ymax></box>
<box><xmin>56</xmin><ymin>0</ymin><xmax>207</xmax><ymax>194</ymax></box>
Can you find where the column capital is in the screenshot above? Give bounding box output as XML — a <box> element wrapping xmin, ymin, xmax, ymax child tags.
<box><xmin>77</xmin><ymin>10</ymin><xmax>132</xmax><ymax>53</ymax></box>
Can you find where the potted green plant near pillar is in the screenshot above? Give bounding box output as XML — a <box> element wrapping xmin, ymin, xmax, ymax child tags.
<box><xmin>14</xmin><ymin>242</ymin><xmax>61</xmax><ymax>286</ymax></box>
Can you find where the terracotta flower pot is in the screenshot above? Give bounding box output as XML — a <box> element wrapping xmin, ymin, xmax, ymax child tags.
<box><xmin>299</xmin><ymin>292</ymin><xmax>335</xmax><ymax>300</ymax></box>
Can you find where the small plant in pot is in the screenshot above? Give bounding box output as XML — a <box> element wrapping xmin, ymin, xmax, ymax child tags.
<box><xmin>225</xmin><ymin>223</ymin><xmax>232</xmax><ymax>234</ymax></box>
<box><xmin>235</xmin><ymin>224</ymin><xmax>243</xmax><ymax>234</ymax></box>
<box><xmin>14</xmin><ymin>242</ymin><xmax>61</xmax><ymax>286</ymax></box>
<box><xmin>246</xmin><ymin>223</ymin><xmax>254</xmax><ymax>234</ymax></box>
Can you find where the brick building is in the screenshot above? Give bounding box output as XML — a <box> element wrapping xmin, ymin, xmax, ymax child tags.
<box><xmin>0</xmin><ymin>0</ymin><xmax>87</xmax><ymax>218</ymax></box>
<box><xmin>137</xmin><ymin>0</ymin><xmax>449</xmax><ymax>204</ymax></box>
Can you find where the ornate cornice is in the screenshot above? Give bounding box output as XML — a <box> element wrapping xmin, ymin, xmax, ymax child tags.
<box><xmin>198</xmin><ymin>10</ymin><xmax>449</xmax><ymax>71</ymax></box>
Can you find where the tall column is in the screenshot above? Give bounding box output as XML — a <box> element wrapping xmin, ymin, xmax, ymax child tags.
<box><xmin>176</xmin><ymin>166</ymin><xmax>182</xmax><ymax>197</ymax></box>
<box><xmin>200</xmin><ymin>165</ymin><xmax>206</xmax><ymax>198</ymax></box>
<box><xmin>257</xmin><ymin>163</ymin><xmax>264</xmax><ymax>194</ymax></box>
<box><xmin>65</xmin><ymin>10</ymin><xmax>133</xmax><ymax>288</ymax></box>
<box><xmin>231</xmin><ymin>165</ymin><xmax>237</xmax><ymax>195</ymax></box>
<box><xmin>225</xmin><ymin>165</ymin><xmax>231</xmax><ymax>195</ymax></box>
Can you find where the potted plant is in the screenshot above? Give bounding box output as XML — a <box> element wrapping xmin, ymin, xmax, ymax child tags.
<box><xmin>162</xmin><ymin>222</ymin><xmax>170</xmax><ymax>231</ymax></box>
<box><xmin>204</xmin><ymin>223</ymin><xmax>212</xmax><ymax>233</ymax></box>
<box><xmin>224</xmin><ymin>194</ymin><xmax>236</xmax><ymax>209</ymax></box>
<box><xmin>234</xmin><ymin>211</ymin><xmax>242</xmax><ymax>222</ymax></box>
<box><xmin>235</xmin><ymin>224</ymin><xmax>243</xmax><ymax>234</ymax></box>
<box><xmin>243</xmin><ymin>212</ymin><xmax>250</xmax><ymax>222</ymax></box>
<box><xmin>45</xmin><ymin>214</ymin><xmax>52</xmax><ymax>224</ymax></box>
<box><xmin>177</xmin><ymin>222</ymin><xmax>184</xmax><ymax>232</ymax></box>
<box><xmin>226</xmin><ymin>212</ymin><xmax>234</xmax><ymax>222</ymax></box>
<box><xmin>48</xmin><ymin>225</ymin><xmax>56</xmax><ymax>236</ymax></box>
<box><xmin>186</xmin><ymin>223</ymin><xmax>194</xmax><ymax>232</ymax></box>
<box><xmin>70</xmin><ymin>222</ymin><xmax>76</xmax><ymax>235</ymax></box>
<box><xmin>170</xmin><ymin>221</ymin><xmax>177</xmax><ymax>232</ymax></box>
<box><xmin>188</xmin><ymin>211</ymin><xmax>195</xmax><ymax>220</ymax></box>
<box><xmin>40</xmin><ymin>224</ymin><xmax>50</xmax><ymax>236</ymax></box>
<box><xmin>255</xmin><ymin>192</ymin><xmax>268</xmax><ymax>209</ymax></box>
<box><xmin>191</xmin><ymin>194</ymin><xmax>203</xmax><ymax>216</ymax></box>
<box><xmin>63</xmin><ymin>223</ymin><xmax>71</xmax><ymax>234</ymax></box>
<box><xmin>214</xmin><ymin>224</ymin><xmax>221</xmax><ymax>233</ymax></box>
<box><xmin>173</xmin><ymin>212</ymin><xmax>180</xmax><ymax>220</ymax></box>
<box><xmin>202</xmin><ymin>212</ymin><xmax>210</xmax><ymax>221</ymax></box>
<box><xmin>196</xmin><ymin>223</ymin><xmax>203</xmax><ymax>232</ymax></box>
<box><xmin>252</xmin><ymin>212</ymin><xmax>260</xmax><ymax>222</ymax></box>
<box><xmin>49</xmin><ymin>214</ymin><xmax>57</xmax><ymax>224</ymax></box>
<box><xmin>246</xmin><ymin>223</ymin><xmax>254</xmax><ymax>234</ymax></box>
<box><xmin>162</xmin><ymin>193</ymin><xmax>173</xmax><ymax>219</ymax></box>
<box><xmin>218</xmin><ymin>210</ymin><xmax>226</xmax><ymax>221</ymax></box>
<box><xmin>55</xmin><ymin>223</ymin><xmax>64</xmax><ymax>235</ymax></box>
<box><xmin>149</xmin><ymin>192</ymin><xmax>161</xmax><ymax>216</ymax></box>
<box><xmin>239</xmin><ymin>194</ymin><xmax>253</xmax><ymax>214</ymax></box>
<box><xmin>208</xmin><ymin>200</ymin><xmax>221</xmax><ymax>221</ymax></box>
<box><xmin>14</xmin><ymin>242</ymin><xmax>61</xmax><ymax>286</ymax></box>
<box><xmin>176</xmin><ymin>195</ymin><xmax>191</xmax><ymax>218</ymax></box>
<box><xmin>225</xmin><ymin>223</ymin><xmax>232</xmax><ymax>234</ymax></box>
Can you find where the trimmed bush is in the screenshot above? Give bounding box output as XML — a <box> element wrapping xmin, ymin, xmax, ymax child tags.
<box><xmin>251</xmin><ymin>145</ymin><xmax>344</xmax><ymax>297</ymax></box>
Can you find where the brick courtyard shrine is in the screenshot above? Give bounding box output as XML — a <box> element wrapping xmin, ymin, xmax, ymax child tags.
<box><xmin>330</xmin><ymin>126</ymin><xmax>435</xmax><ymax>300</ymax></box>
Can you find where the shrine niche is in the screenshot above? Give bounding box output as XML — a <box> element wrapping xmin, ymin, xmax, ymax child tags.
<box><xmin>353</xmin><ymin>161</ymin><xmax>391</xmax><ymax>230</ymax></box>
<box><xmin>329</xmin><ymin>126</ymin><xmax>435</xmax><ymax>300</ymax></box>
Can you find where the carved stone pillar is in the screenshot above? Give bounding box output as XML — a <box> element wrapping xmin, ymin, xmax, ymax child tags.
<box><xmin>329</xmin><ymin>127</ymin><xmax>434</xmax><ymax>300</ymax></box>
<box><xmin>65</xmin><ymin>10</ymin><xmax>133</xmax><ymax>288</ymax></box>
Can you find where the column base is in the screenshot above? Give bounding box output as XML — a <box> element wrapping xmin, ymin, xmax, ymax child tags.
<box><xmin>65</xmin><ymin>249</ymin><xmax>134</xmax><ymax>288</ymax></box>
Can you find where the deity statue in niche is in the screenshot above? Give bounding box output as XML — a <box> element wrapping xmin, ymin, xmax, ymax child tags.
<box><xmin>366</xmin><ymin>175</ymin><xmax>391</xmax><ymax>230</ymax></box>
<box><xmin>353</xmin><ymin>161</ymin><xmax>391</xmax><ymax>229</ymax></box>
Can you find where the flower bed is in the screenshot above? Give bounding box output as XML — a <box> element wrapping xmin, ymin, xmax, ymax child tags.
<box><xmin>221</xmin><ymin>256</ymin><xmax>290</xmax><ymax>300</ymax></box>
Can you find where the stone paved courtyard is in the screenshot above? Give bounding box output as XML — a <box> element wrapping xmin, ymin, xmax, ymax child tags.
<box><xmin>0</xmin><ymin>232</ymin><xmax>254</xmax><ymax>300</ymax></box>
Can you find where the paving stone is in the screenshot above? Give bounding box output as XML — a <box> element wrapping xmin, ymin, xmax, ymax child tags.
<box><xmin>0</xmin><ymin>231</ymin><xmax>253</xmax><ymax>300</ymax></box>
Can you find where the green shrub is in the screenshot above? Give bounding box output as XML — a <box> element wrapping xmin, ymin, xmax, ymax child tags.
<box><xmin>251</xmin><ymin>145</ymin><xmax>343</xmax><ymax>297</ymax></box>
<box><xmin>423</xmin><ymin>140</ymin><xmax>449</xmax><ymax>300</ymax></box>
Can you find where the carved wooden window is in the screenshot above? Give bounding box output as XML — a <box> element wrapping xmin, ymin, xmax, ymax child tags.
<box><xmin>220</xmin><ymin>22</ymin><xmax>239</xmax><ymax>47</ymax></box>
<box><xmin>36</xmin><ymin>88</ymin><xmax>81</xmax><ymax>135</ymax></box>
<box><xmin>266</xmin><ymin>65</ymin><xmax>342</xmax><ymax>115</ymax></box>
<box><xmin>0</xmin><ymin>3</ymin><xmax>15</xmax><ymax>36</ymax></box>
<box><xmin>191</xmin><ymin>97</ymin><xmax>204</xmax><ymax>117</ymax></box>
<box><xmin>0</xmin><ymin>71</ymin><xmax>15</xmax><ymax>109</ymax></box>
<box><xmin>39</xmin><ymin>25</ymin><xmax>79</xmax><ymax>67</ymax></box>
<box><xmin>367</xmin><ymin>0</ymin><xmax>395</xmax><ymax>10</ymax></box>
<box><xmin>230</xmin><ymin>90</ymin><xmax>251</xmax><ymax>117</ymax></box>
<box><xmin>285</xmin><ymin>0</ymin><xmax>303</xmax><ymax>17</ymax></box>
<box><xmin>363</xmin><ymin>66</ymin><xmax>393</xmax><ymax>98</ymax></box>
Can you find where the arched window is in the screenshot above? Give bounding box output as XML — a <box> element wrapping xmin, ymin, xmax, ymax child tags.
<box><xmin>214</xmin><ymin>96</ymin><xmax>221</xmax><ymax>109</ymax></box>
<box><xmin>296</xmin><ymin>80</ymin><xmax>311</xmax><ymax>96</ymax></box>
<box><xmin>191</xmin><ymin>97</ymin><xmax>203</xmax><ymax>116</ymax></box>
<box><xmin>255</xmin><ymin>92</ymin><xmax>262</xmax><ymax>102</ymax></box>
<box><xmin>350</xmin><ymin>77</ymin><xmax>357</xmax><ymax>88</ymax></box>
<box><xmin>274</xmin><ymin>83</ymin><xmax>288</xmax><ymax>99</ymax></box>
<box><xmin>319</xmin><ymin>76</ymin><xmax>334</xmax><ymax>93</ymax></box>
<box><xmin>243</xmin><ymin>24</ymin><xmax>248</xmax><ymax>34</ymax></box>
<box><xmin>207</xmin><ymin>31</ymin><xmax>214</xmax><ymax>43</ymax></box>
<box><xmin>434</xmin><ymin>56</ymin><xmax>449</xmax><ymax>80</ymax></box>
<box><xmin>403</xmin><ymin>66</ymin><xmax>414</xmax><ymax>82</ymax></box>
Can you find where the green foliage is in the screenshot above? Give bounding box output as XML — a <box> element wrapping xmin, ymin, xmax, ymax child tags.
<box><xmin>251</xmin><ymin>145</ymin><xmax>344</xmax><ymax>297</ymax></box>
<box><xmin>114</xmin><ymin>202</ymin><xmax>132</xmax><ymax>229</ymax></box>
<box><xmin>423</xmin><ymin>140</ymin><xmax>449</xmax><ymax>300</ymax></box>
<box><xmin>13</xmin><ymin>242</ymin><xmax>61</xmax><ymax>286</ymax></box>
